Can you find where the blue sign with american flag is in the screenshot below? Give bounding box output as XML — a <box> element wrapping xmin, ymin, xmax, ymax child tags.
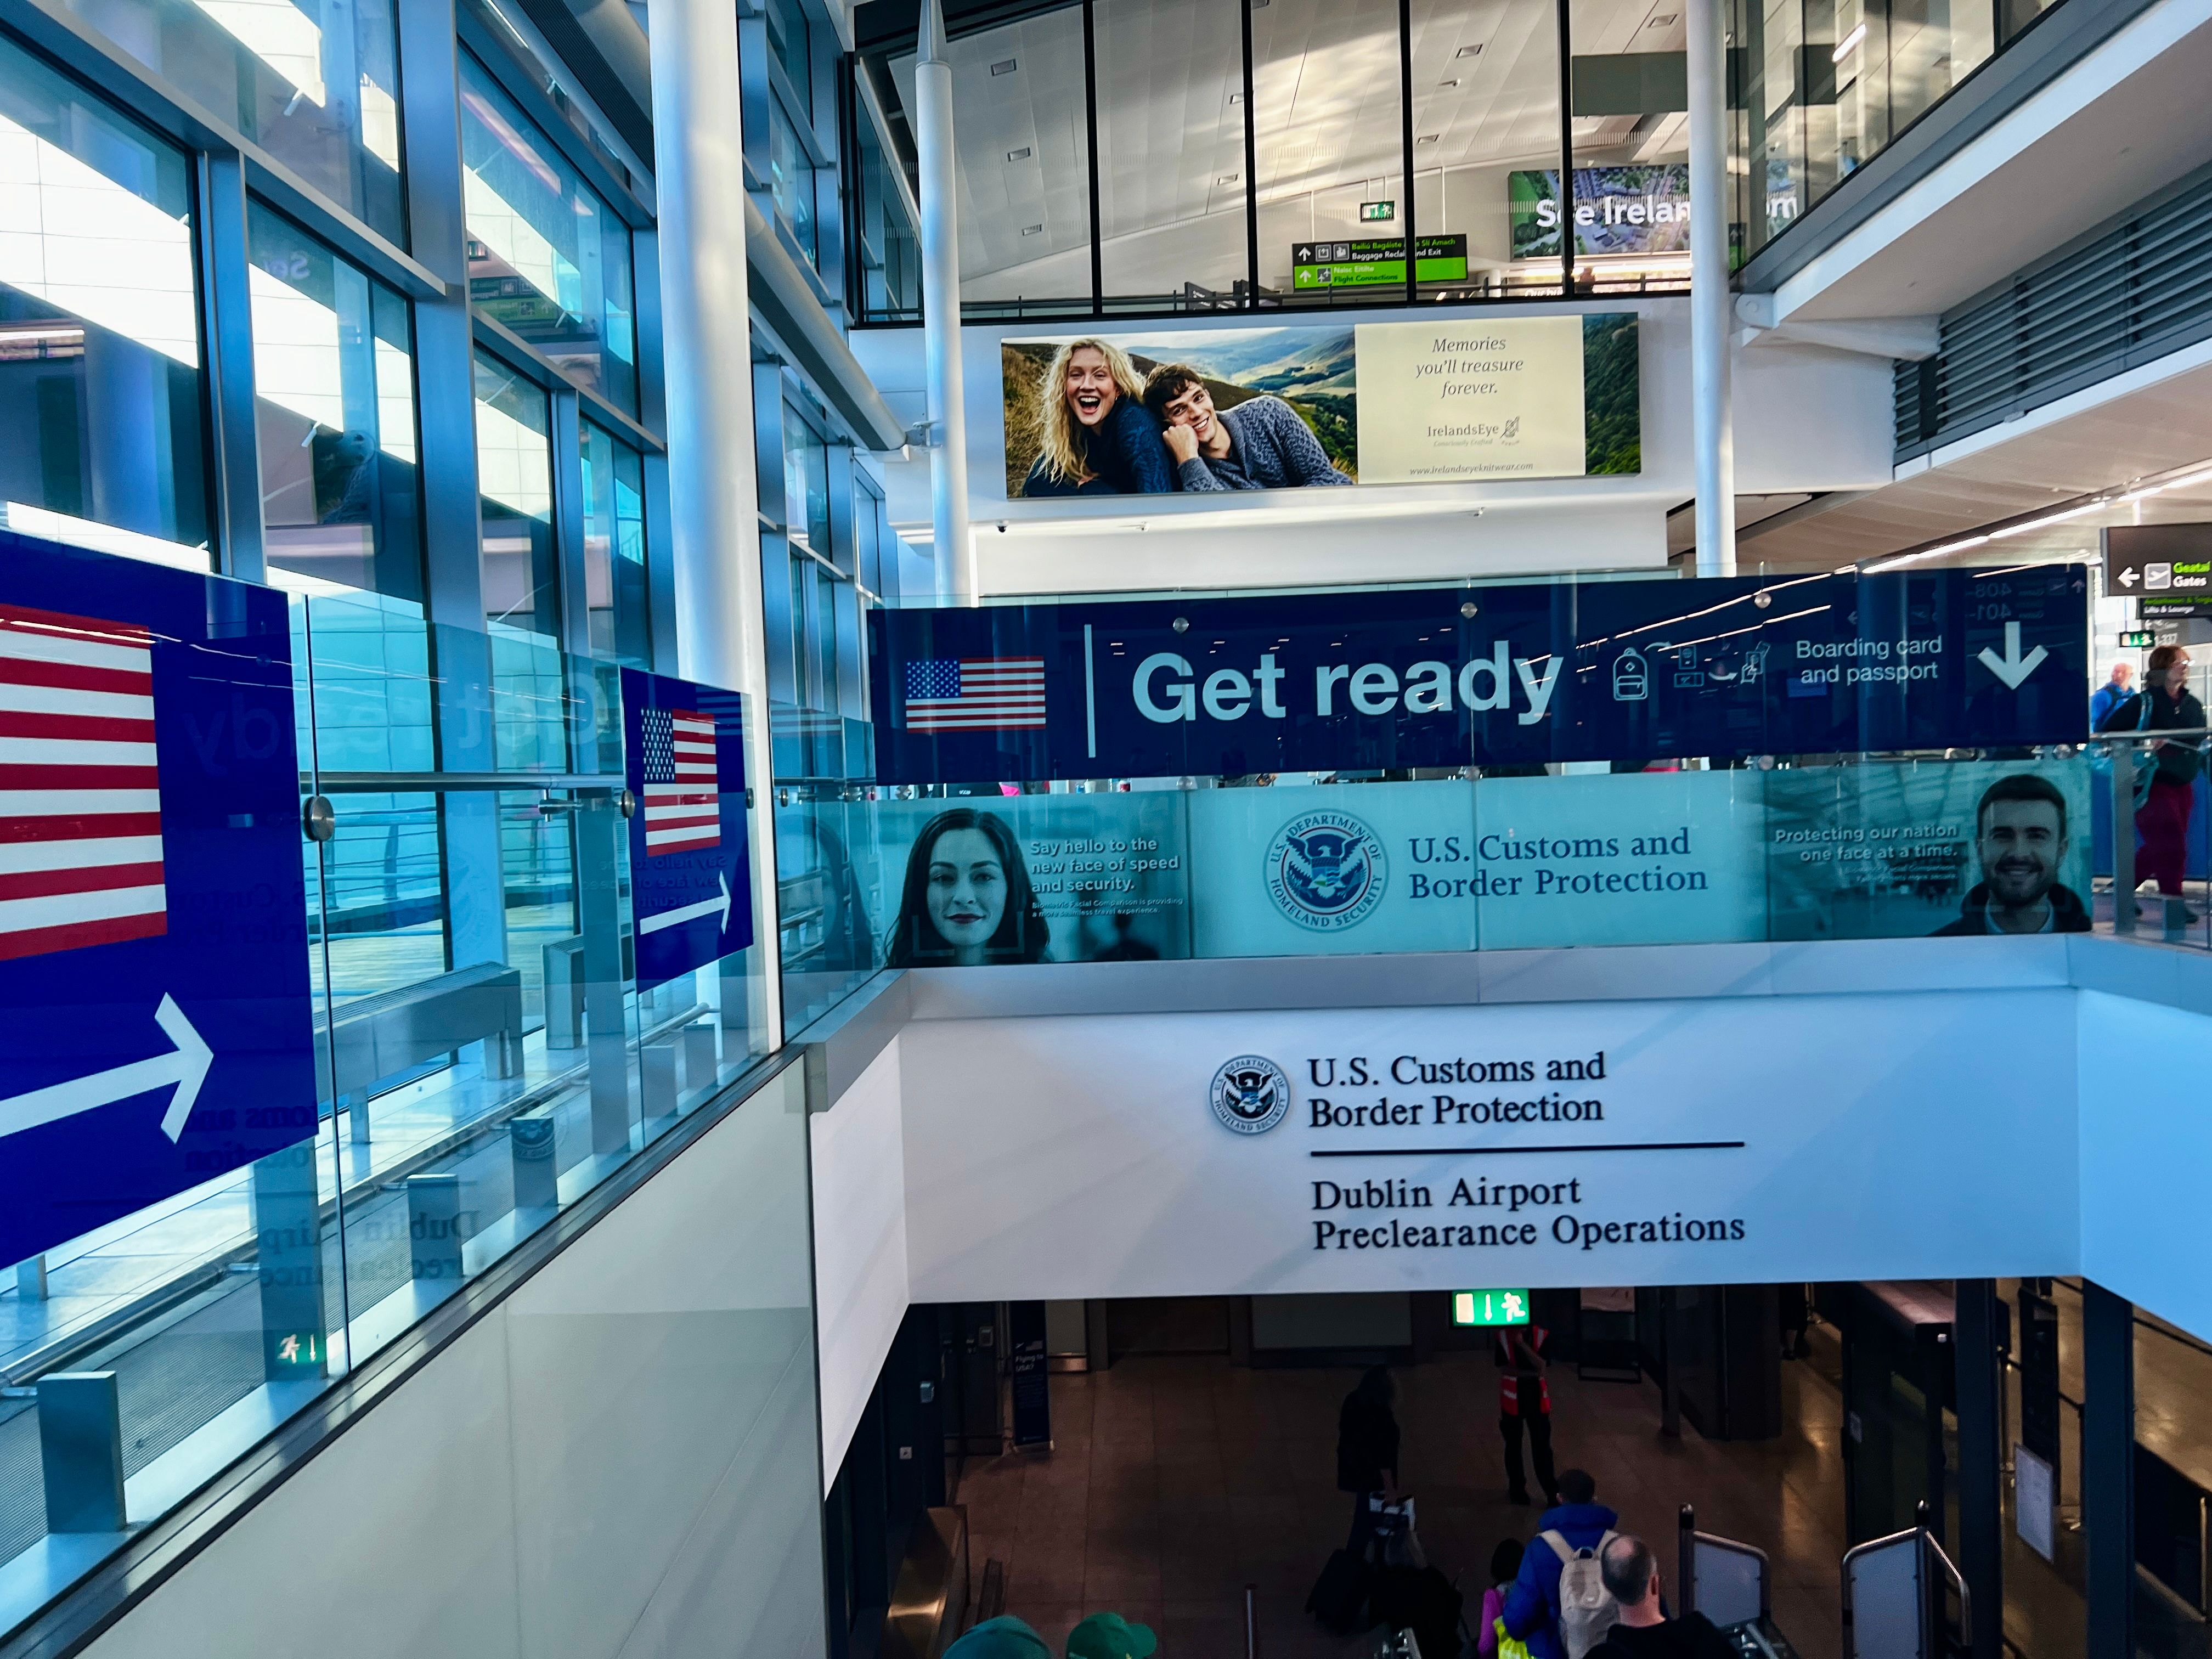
<box><xmin>901</xmin><ymin>657</ymin><xmax>1047</xmax><ymax>732</ymax></box>
<box><xmin>0</xmin><ymin>532</ymin><xmax>315</xmax><ymax>1268</ymax></box>
<box><xmin>620</xmin><ymin>667</ymin><xmax>753</xmax><ymax>990</ymax></box>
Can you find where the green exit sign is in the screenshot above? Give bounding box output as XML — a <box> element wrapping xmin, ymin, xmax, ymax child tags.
<box><xmin>2119</xmin><ymin>631</ymin><xmax>2157</xmax><ymax>647</ymax></box>
<box><xmin>1452</xmin><ymin>1289</ymin><xmax>1531</xmax><ymax>1327</ymax></box>
<box><xmin>1360</xmin><ymin>199</ymin><xmax>1395</xmax><ymax>221</ymax></box>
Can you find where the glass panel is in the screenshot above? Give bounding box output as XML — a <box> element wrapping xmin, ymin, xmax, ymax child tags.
<box><xmin>0</xmin><ymin>35</ymin><xmax>209</xmax><ymax>563</ymax></box>
<box><xmin>248</xmin><ymin>201</ymin><xmax>423</xmax><ymax>602</ymax></box>
<box><xmin>851</xmin><ymin>83</ymin><xmax>922</xmax><ymax>323</ymax></box>
<box><xmin>783</xmin><ymin>403</ymin><xmax>831</xmax><ymax>557</ymax></box>
<box><xmin>1564</xmin><ymin>0</ymin><xmax>1691</xmax><ymax>294</ymax></box>
<box><xmin>892</xmin><ymin>8</ymin><xmax>1094</xmax><ymax>315</ymax></box>
<box><xmin>768</xmin><ymin>96</ymin><xmax>817</xmax><ymax>266</ymax></box>
<box><xmin>473</xmin><ymin>351</ymin><xmax>558</xmax><ymax>639</ymax></box>
<box><xmin>460</xmin><ymin>52</ymin><xmax>637</xmax><ymax>410</ymax></box>
<box><xmin>458</xmin><ymin>0</ymin><xmax>640</xmax><ymax>196</ymax></box>
<box><xmin>58</xmin><ymin>0</ymin><xmax>404</xmax><ymax>244</ymax></box>
<box><xmin>1093</xmin><ymin>0</ymin><xmax>1249</xmax><ymax>309</ymax></box>
<box><xmin>1252</xmin><ymin>0</ymin><xmax>1405</xmax><ymax>307</ymax></box>
<box><xmin>580</xmin><ymin>420</ymin><xmax>649</xmax><ymax>666</ymax></box>
<box><xmin>1414</xmin><ymin>0</ymin><xmax>1567</xmax><ymax>300</ymax></box>
<box><xmin>768</xmin><ymin>0</ymin><xmax>812</xmax><ymax>115</ymax></box>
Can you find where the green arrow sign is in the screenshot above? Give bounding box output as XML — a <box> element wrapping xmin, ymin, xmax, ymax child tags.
<box><xmin>1452</xmin><ymin>1288</ymin><xmax>1531</xmax><ymax>1327</ymax></box>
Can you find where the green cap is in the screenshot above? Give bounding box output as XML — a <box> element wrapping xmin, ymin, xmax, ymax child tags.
<box><xmin>946</xmin><ymin>1617</ymin><xmax>1056</xmax><ymax>1659</ymax></box>
<box><xmin>1065</xmin><ymin>1612</ymin><xmax>1159</xmax><ymax>1659</ymax></box>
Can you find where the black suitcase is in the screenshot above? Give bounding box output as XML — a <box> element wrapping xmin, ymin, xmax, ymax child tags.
<box><xmin>1306</xmin><ymin>1547</ymin><xmax>1373</xmax><ymax>1634</ymax></box>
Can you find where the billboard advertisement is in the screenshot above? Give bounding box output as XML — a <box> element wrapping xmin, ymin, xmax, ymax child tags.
<box><xmin>1000</xmin><ymin>314</ymin><xmax>1639</xmax><ymax>499</ymax></box>
<box><xmin>1509</xmin><ymin>166</ymin><xmax>1692</xmax><ymax>259</ymax></box>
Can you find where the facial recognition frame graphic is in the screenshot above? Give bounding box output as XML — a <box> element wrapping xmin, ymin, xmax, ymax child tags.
<box><xmin>621</xmin><ymin>667</ymin><xmax>754</xmax><ymax>990</ymax></box>
<box><xmin>0</xmin><ymin>532</ymin><xmax>316</xmax><ymax>1268</ymax></box>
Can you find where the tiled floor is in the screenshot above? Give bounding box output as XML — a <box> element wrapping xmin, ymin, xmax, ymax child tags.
<box><xmin>956</xmin><ymin>1334</ymin><xmax>1849</xmax><ymax>1659</ymax></box>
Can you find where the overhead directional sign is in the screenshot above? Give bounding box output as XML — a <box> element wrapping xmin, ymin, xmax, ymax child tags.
<box><xmin>869</xmin><ymin>567</ymin><xmax>2090</xmax><ymax>784</ymax></box>
<box><xmin>621</xmin><ymin>667</ymin><xmax>753</xmax><ymax>990</ymax></box>
<box><xmin>0</xmin><ymin>532</ymin><xmax>316</xmax><ymax>1268</ymax></box>
<box><xmin>2106</xmin><ymin>524</ymin><xmax>2212</xmax><ymax>618</ymax></box>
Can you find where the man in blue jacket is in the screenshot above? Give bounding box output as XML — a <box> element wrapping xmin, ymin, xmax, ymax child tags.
<box><xmin>1504</xmin><ymin>1469</ymin><xmax>1620</xmax><ymax>1659</ymax></box>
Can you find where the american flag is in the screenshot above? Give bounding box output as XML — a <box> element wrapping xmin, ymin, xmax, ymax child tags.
<box><xmin>0</xmin><ymin>603</ymin><xmax>165</xmax><ymax>961</ymax></box>
<box><xmin>902</xmin><ymin>657</ymin><xmax>1047</xmax><ymax>732</ymax></box>
<box><xmin>640</xmin><ymin>706</ymin><xmax>719</xmax><ymax>855</ymax></box>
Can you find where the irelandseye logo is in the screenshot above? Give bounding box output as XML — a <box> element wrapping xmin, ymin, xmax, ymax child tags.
<box><xmin>1266</xmin><ymin>810</ymin><xmax>1386</xmax><ymax>930</ymax></box>
<box><xmin>1210</xmin><ymin>1055</ymin><xmax>1290</xmax><ymax>1135</ymax></box>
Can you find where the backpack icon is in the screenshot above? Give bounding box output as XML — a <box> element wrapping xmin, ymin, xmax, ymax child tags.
<box><xmin>1541</xmin><ymin>1528</ymin><xmax>1620</xmax><ymax>1659</ymax></box>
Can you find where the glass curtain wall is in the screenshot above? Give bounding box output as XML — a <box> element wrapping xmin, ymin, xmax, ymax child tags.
<box><xmin>1251</xmin><ymin>0</ymin><xmax>1404</xmax><ymax>306</ymax></box>
<box><xmin>580</xmin><ymin>418</ymin><xmax>650</xmax><ymax>666</ymax></box>
<box><xmin>890</xmin><ymin>7</ymin><xmax>1093</xmax><ymax>315</ymax></box>
<box><xmin>1412</xmin><ymin>0</ymin><xmax>1566</xmax><ymax>298</ymax></box>
<box><xmin>58</xmin><ymin>0</ymin><xmax>405</xmax><ymax>242</ymax></box>
<box><xmin>848</xmin><ymin>72</ymin><xmax>923</xmax><ymax>321</ymax></box>
<box><xmin>0</xmin><ymin>32</ymin><xmax>210</xmax><ymax>561</ymax></box>
<box><xmin>473</xmin><ymin>349</ymin><xmax>559</xmax><ymax>639</ymax></box>
<box><xmin>460</xmin><ymin>51</ymin><xmax>639</xmax><ymax>410</ymax></box>
<box><xmin>1092</xmin><ymin>0</ymin><xmax>1248</xmax><ymax>308</ymax></box>
<box><xmin>1565</xmin><ymin>0</ymin><xmax>1691</xmax><ymax>292</ymax></box>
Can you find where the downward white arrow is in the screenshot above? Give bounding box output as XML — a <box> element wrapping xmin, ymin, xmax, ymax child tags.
<box><xmin>1977</xmin><ymin>620</ymin><xmax>2049</xmax><ymax>690</ymax></box>
<box><xmin>637</xmin><ymin>871</ymin><xmax>731</xmax><ymax>936</ymax></box>
<box><xmin>0</xmin><ymin>995</ymin><xmax>214</xmax><ymax>1144</ymax></box>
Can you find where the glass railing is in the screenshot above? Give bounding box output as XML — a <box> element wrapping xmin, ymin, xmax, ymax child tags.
<box><xmin>0</xmin><ymin>550</ymin><xmax>775</xmax><ymax>1628</ymax></box>
<box><xmin>2090</xmin><ymin>727</ymin><xmax>2212</xmax><ymax>949</ymax></box>
<box><xmin>774</xmin><ymin>749</ymin><xmax>2104</xmax><ymax>986</ymax></box>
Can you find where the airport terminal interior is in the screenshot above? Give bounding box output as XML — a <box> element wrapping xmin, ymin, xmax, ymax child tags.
<box><xmin>8</xmin><ymin>0</ymin><xmax>2212</xmax><ymax>1652</ymax></box>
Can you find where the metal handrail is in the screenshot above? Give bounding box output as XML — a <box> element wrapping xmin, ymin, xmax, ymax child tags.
<box><xmin>1839</xmin><ymin>1509</ymin><xmax>1971</xmax><ymax>1659</ymax></box>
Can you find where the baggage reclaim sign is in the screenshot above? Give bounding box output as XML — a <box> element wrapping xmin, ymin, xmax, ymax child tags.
<box><xmin>870</xmin><ymin>568</ymin><xmax>2089</xmax><ymax>785</ymax></box>
<box><xmin>1292</xmin><ymin>234</ymin><xmax>1470</xmax><ymax>288</ymax></box>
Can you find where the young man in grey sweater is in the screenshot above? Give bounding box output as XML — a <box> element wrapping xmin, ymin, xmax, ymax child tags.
<box><xmin>1142</xmin><ymin>362</ymin><xmax>1353</xmax><ymax>491</ymax></box>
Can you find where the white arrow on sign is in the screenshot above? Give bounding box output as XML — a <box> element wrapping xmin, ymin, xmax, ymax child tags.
<box><xmin>0</xmin><ymin>995</ymin><xmax>213</xmax><ymax>1144</ymax></box>
<box><xmin>638</xmin><ymin>870</ymin><xmax>731</xmax><ymax>937</ymax></box>
<box><xmin>1977</xmin><ymin>620</ymin><xmax>2051</xmax><ymax>690</ymax></box>
<box><xmin>2119</xmin><ymin>568</ymin><xmax>2140</xmax><ymax>587</ymax></box>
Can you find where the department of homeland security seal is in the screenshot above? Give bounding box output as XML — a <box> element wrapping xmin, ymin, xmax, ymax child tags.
<box><xmin>1209</xmin><ymin>1054</ymin><xmax>1290</xmax><ymax>1135</ymax></box>
<box><xmin>1265</xmin><ymin>809</ymin><xmax>1386</xmax><ymax>930</ymax></box>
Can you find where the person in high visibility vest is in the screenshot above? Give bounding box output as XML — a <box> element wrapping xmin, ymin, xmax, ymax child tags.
<box><xmin>1497</xmin><ymin>1322</ymin><xmax>1558</xmax><ymax>1508</ymax></box>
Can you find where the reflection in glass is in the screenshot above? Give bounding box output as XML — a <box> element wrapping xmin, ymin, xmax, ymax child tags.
<box><xmin>892</xmin><ymin>8</ymin><xmax>1093</xmax><ymax>313</ymax></box>
<box><xmin>850</xmin><ymin>83</ymin><xmax>922</xmax><ymax>323</ymax></box>
<box><xmin>783</xmin><ymin>403</ymin><xmax>831</xmax><ymax>557</ymax></box>
<box><xmin>473</xmin><ymin>351</ymin><xmax>558</xmax><ymax>638</ymax></box>
<box><xmin>580</xmin><ymin>420</ymin><xmax>649</xmax><ymax>665</ymax></box>
<box><xmin>1562</xmin><ymin>0</ymin><xmax>1690</xmax><ymax>294</ymax></box>
<box><xmin>1093</xmin><ymin>0</ymin><xmax>1248</xmax><ymax>307</ymax></box>
<box><xmin>460</xmin><ymin>53</ymin><xmax>637</xmax><ymax>409</ymax></box>
<box><xmin>0</xmin><ymin>35</ymin><xmax>210</xmax><ymax>563</ymax></box>
<box><xmin>768</xmin><ymin>98</ymin><xmax>817</xmax><ymax>266</ymax></box>
<box><xmin>1252</xmin><ymin>0</ymin><xmax>1403</xmax><ymax>305</ymax></box>
<box><xmin>59</xmin><ymin>0</ymin><xmax>404</xmax><ymax>243</ymax></box>
<box><xmin>249</xmin><ymin>201</ymin><xmax>423</xmax><ymax>600</ymax></box>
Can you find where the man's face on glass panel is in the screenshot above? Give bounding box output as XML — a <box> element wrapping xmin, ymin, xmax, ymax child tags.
<box><xmin>1979</xmin><ymin>799</ymin><xmax>2064</xmax><ymax>907</ymax></box>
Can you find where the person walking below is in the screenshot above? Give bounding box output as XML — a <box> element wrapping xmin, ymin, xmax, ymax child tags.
<box><xmin>1585</xmin><ymin>1534</ymin><xmax>1734</xmax><ymax>1658</ymax></box>
<box><xmin>1498</xmin><ymin>1319</ymin><xmax>1558</xmax><ymax>1506</ymax></box>
<box><xmin>1504</xmin><ymin>1469</ymin><xmax>1620</xmax><ymax>1659</ymax></box>
<box><xmin>2091</xmin><ymin>660</ymin><xmax>2135</xmax><ymax>729</ymax></box>
<box><xmin>2098</xmin><ymin>644</ymin><xmax>2205</xmax><ymax>918</ymax></box>
<box><xmin>1336</xmin><ymin>1365</ymin><xmax>1401</xmax><ymax>1551</ymax></box>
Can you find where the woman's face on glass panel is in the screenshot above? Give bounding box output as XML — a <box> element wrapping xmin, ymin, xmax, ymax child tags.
<box><xmin>926</xmin><ymin>826</ymin><xmax>1006</xmax><ymax>948</ymax></box>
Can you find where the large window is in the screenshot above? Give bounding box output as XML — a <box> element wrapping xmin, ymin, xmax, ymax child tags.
<box><xmin>0</xmin><ymin>35</ymin><xmax>209</xmax><ymax>563</ymax></box>
<box><xmin>580</xmin><ymin>419</ymin><xmax>648</xmax><ymax>665</ymax></box>
<box><xmin>461</xmin><ymin>52</ymin><xmax>637</xmax><ymax>410</ymax></box>
<box><xmin>58</xmin><ymin>0</ymin><xmax>404</xmax><ymax>244</ymax></box>
<box><xmin>249</xmin><ymin>202</ymin><xmax>422</xmax><ymax>600</ymax></box>
<box><xmin>473</xmin><ymin>350</ymin><xmax>557</xmax><ymax>637</ymax></box>
<box><xmin>1093</xmin><ymin>0</ymin><xmax>1248</xmax><ymax>307</ymax></box>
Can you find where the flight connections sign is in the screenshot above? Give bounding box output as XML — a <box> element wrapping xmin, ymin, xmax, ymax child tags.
<box><xmin>868</xmin><ymin>568</ymin><xmax>2089</xmax><ymax>783</ymax></box>
<box><xmin>0</xmin><ymin>532</ymin><xmax>317</xmax><ymax>1267</ymax></box>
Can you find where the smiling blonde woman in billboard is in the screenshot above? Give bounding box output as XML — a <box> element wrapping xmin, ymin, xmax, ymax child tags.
<box><xmin>1023</xmin><ymin>338</ymin><xmax>1177</xmax><ymax>498</ymax></box>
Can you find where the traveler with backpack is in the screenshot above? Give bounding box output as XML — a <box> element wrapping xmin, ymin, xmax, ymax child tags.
<box><xmin>1502</xmin><ymin>1469</ymin><xmax>1621</xmax><ymax>1659</ymax></box>
<box><xmin>1584</xmin><ymin>1534</ymin><xmax>1734</xmax><ymax>1658</ymax></box>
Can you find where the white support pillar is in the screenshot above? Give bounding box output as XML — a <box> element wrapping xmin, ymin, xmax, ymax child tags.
<box><xmin>647</xmin><ymin>0</ymin><xmax>781</xmax><ymax>1043</ymax></box>
<box><xmin>915</xmin><ymin>0</ymin><xmax>976</xmax><ymax>604</ymax></box>
<box><xmin>1689</xmin><ymin>0</ymin><xmax>1737</xmax><ymax>578</ymax></box>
